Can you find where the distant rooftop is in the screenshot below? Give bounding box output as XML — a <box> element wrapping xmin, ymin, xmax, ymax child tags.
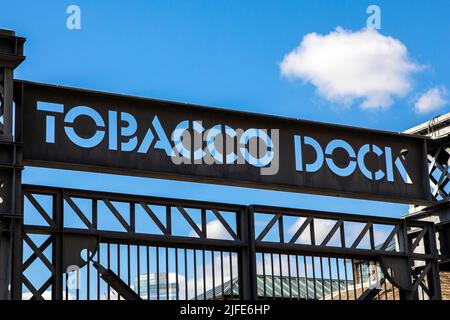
<box><xmin>404</xmin><ymin>112</ymin><xmax>450</xmax><ymax>141</ymax></box>
<box><xmin>194</xmin><ymin>275</ymin><xmax>353</xmax><ymax>300</ymax></box>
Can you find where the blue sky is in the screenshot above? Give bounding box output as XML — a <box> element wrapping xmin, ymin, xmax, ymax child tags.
<box><xmin>3</xmin><ymin>0</ymin><xmax>450</xmax><ymax>219</ymax></box>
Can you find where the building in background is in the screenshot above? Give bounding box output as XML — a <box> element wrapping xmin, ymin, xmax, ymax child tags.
<box><xmin>404</xmin><ymin>113</ymin><xmax>450</xmax><ymax>300</ymax></box>
<box><xmin>195</xmin><ymin>275</ymin><xmax>353</xmax><ymax>300</ymax></box>
<box><xmin>135</xmin><ymin>273</ymin><xmax>178</xmax><ymax>300</ymax></box>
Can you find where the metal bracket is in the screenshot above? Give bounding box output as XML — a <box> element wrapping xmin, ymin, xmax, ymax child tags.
<box><xmin>62</xmin><ymin>234</ymin><xmax>98</xmax><ymax>272</ymax></box>
<box><xmin>379</xmin><ymin>255</ymin><xmax>412</xmax><ymax>291</ymax></box>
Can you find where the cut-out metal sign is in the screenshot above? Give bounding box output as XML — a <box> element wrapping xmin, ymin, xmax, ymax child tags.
<box><xmin>17</xmin><ymin>81</ymin><xmax>431</xmax><ymax>204</ymax></box>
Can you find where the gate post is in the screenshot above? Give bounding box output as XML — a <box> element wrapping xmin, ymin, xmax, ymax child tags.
<box><xmin>403</xmin><ymin>118</ymin><xmax>450</xmax><ymax>300</ymax></box>
<box><xmin>0</xmin><ymin>29</ymin><xmax>25</xmax><ymax>300</ymax></box>
<box><xmin>398</xmin><ymin>223</ymin><xmax>416</xmax><ymax>300</ymax></box>
<box><xmin>238</xmin><ymin>206</ymin><xmax>258</xmax><ymax>300</ymax></box>
<box><xmin>423</xmin><ymin>223</ymin><xmax>442</xmax><ymax>300</ymax></box>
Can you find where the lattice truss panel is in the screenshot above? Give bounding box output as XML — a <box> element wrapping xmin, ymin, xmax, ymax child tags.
<box><xmin>19</xmin><ymin>186</ymin><xmax>441</xmax><ymax>301</ymax></box>
<box><xmin>252</xmin><ymin>206</ymin><xmax>441</xmax><ymax>300</ymax></box>
<box><xmin>21</xmin><ymin>187</ymin><xmax>242</xmax><ymax>300</ymax></box>
<box><xmin>428</xmin><ymin>144</ymin><xmax>450</xmax><ymax>202</ymax></box>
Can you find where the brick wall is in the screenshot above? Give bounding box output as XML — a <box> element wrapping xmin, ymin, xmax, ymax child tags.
<box><xmin>440</xmin><ymin>271</ymin><xmax>450</xmax><ymax>300</ymax></box>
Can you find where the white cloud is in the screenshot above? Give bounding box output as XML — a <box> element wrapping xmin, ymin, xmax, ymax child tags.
<box><xmin>280</xmin><ymin>27</ymin><xmax>421</xmax><ymax>110</ymax></box>
<box><xmin>189</xmin><ymin>219</ymin><xmax>233</xmax><ymax>240</ymax></box>
<box><xmin>414</xmin><ymin>87</ymin><xmax>448</xmax><ymax>114</ymax></box>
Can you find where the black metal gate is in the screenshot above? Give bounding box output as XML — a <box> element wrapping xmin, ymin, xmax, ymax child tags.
<box><xmin>19</xmin><ymin>185</ymin><xmax>441</xmax><ymax>300</ymax></box>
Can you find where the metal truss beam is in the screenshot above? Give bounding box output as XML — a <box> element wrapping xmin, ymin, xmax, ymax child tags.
<box><xmin>0</xmin><ymin>29</ymin><xmax>25</xmax><ymax>300</ymax></box>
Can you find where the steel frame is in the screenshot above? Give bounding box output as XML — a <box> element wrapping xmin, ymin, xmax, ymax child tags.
<box><xmin>18</xmin><ymin>185</ymin><xmax>441</xmax><ymax>300</ymax></box>
<box><xmin>0</xmin><ymin>29</ymin><xmax>25</xmax><ymax>300</ymax></box>
<box><xmin>0</xmin><ymin>28</ymin><xmax>444</xmax><ymax>301</ymax></box>
<box><xmin>20</xmin><ymin>184</ymin><xmax>248</xmax><ymax>300</ymax></box>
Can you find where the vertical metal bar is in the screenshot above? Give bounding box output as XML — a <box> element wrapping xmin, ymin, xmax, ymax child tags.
<box><xmin>87</xmin><ymin>254</ymin><xmax>90</xmax><ymax>300</ymax></box>
<box><xmin>279</xmin><ymin>214</ymin><xmax>284</xmax><ymax>243</ymax></box>
<box><xmin>335</xmin><ymin>258</ymin><xmax>342</xmax><ymax>300</ymax></box>
<box><xmin>11</xmin><ymin>215</ymin><xmax>23</xmax><ymax>300</ymax></box>
<box><xmin>287</xmin><ymin>255</ymin><xmax>292</xmax><ymax>299</ymax></box>
<box><xmin>383</xmin><ymin>274</ymin><xmax>388</xmax><ymax>300</ymax></box>
<box><xmin>211</xmin><ymin>251</ymin><xmax>215</xmax><ymax>299</ymax></box>
<box><xmin>271</xmin><ymin>253</ymin><xmax>275</xmax><ymax>298</ymax></box>
<box><xmin>156</xmin><ymin>246</ymin><xmax>160</xmax><ymax>300</ymax></box>
<box><xmin>295</xmin><ymin>255</ymin><xmax>300</xmax><ymax>299</ymax></box>
<box><xmin>202</xmin><ymin>249</ymin><xmax>206</xmax><ymax>300</ymax></box>
<box><xmin>359</xmin><ymin>260</ymin><xmax>365</xmax><ymax>294</ymax></box>
<box><xmin>220</xmin><ymin>251</ymin><xmax>224</xmax><ymax>298</ymax></box>
<box><xmin>97</xmin><ymin>243</ymin><xmax>100</xmax><ymax>300</ymax></box>
<box><xmin>278</xmin><ymin>253</ymin><xmax>283</xmax><ymax>299</ymax></box>
<box><xmin>369</xmin><ymin>225</ymin><xmax>375</xmax><ymax>250</ymax></box>
<box><xmin>392</xmin><ymin>280</ymin><xmax>396</xmax><ymax>300</ymax></box>
<box><xmin>201</xmin><ymin>209</ymin><xmax>207</xmax><ymax>239</ymax></box>
<box><xmin>336</xmin><ymin>258</ymin><xmax>341</xmax><ymax>300</ymax></box>
<box><xmin>351</xmin><ymin>259</ymin><xmax>357</xmax><ymax>300</ymax></box>
<box><xmin>65</xmin><ymin>273</ymin><xmax>69</xmax><ymax>300</ymax></box>
<box><xmin>137</xmin><ymin>245</ymin><xmax>140</xmax><ymax>298</ymax></box>
<box><xmin>107</xmin><ymin>243</ymin><xmax>110</xmax><ymax>300</ymax></box>
<box><xmin>239</xmin><ymin>207</ymin><xmax>257</xmax><ymax>300</ymax></box>
<box><xmin>328</xmin><ymin>257</ymin><xmax>333</xmax><ymax>301</ymax></box>
<box><xmin>229</xmin><ymin>251</ymin><xmax>233</xmax><ymax>299</ymax></box>
<box><xmin>92</xmin><ymin>199</ymin><xmax>98</xmax><ymax>230</ymax></box>
<box><xmin>303</xmin><ymin>255</ymin><xmax>308</xmax><ymax>300</ymax></box>
<box><xmin>262</xmin><ymin>253</ymin><xmax>267</xmax><ymax>299</ymax></box>
<box><xmin>175</xmin><ymin>247</ymin><xmax>179</xmax><ymax>300</ymax></box>
<box><xmin>76</xmin><ymin>273</ymin><xmax>79</xmax><ymax>301</ymax></box>
<box><xmin>130</xmin><ymin>203</ymin><xmax>135</xmax><ymax>233</ymax></box>
<box><xmin>2</xmin><ymin>68</ymin><xmax>13</xmax><ymax>140</ymax></box>
<box><xmin>166</xmin><ymin>206</ymin><xmax>172</xmax><ymax>236</ymax></box>
<box><xmin>53</xmin><ymin>190</ymin><xmax>63</xmax><ymax>300</ymax></box>
<box><xmin>311</xmin><ymin>256</ymin><xmax>317</xmax><ymax>299</ymax></box>
<box><xmin>320</xmin><ymin>257</ymin><xmax>325</xmax><ymax>299</ymax></box>
<box><xmin>117</xmin><ymin>244</ymin><xmax>121</xmax><ymax>300</ymax></box>
<box><xmin>146</xmin><ymin>245</ymin><xmax>150</xmax><ymax>300</ymax></box>
<box><xmin>94</xmin><ymin>201</ymin><xmax>99</xmax><ymax>300</ymax></box>
<box><xmin>166</xmin><ymin>247</ymin><xmax>169</xmax><ymax>300</ymax></box>
<box><xmin>343</xmin><ymin>259</ymin><xmax>349</xmax><ymax>300</ymax></box>
<box><xmin>193</xmin><ymin>249</ymin><xmax>197</xmax><ymax>300</ymax></box>
<box><xmin>340</xmin><ymin>223</ymin><xmax>346</xmax><ymax>248</ymax></box>
<box><xmin>398</xmin><ymin>223</ymin><xmax>414</xmax><ymax>300</ymax></box>
<box><xmin>184</xmin><ymin>248</ymin><xmax>188</xmax><ymax>300</ymax></box>
<box><xmin>423</xmin><ymin>223</ymin><xmax>442</xmax><ymax>300</ymax></box>
<box><xmin>127</xmin><ymin>244</ymin><xmax>131</xmax><ymax>288</ymax></box>
<box><xmin>310</xmin><ymin>219</ymin><xmax>316</xmax><ymax>246</ymax></box>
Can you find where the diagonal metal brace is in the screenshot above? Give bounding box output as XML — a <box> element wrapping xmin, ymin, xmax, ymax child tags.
<box><xmin>61</xmin><ymin>234</ymin><xmax>142</xmax><ymax>300</ymax></box>
<box><xmin>91</xmin><ymin>260</ymin><xmax>142</xmax><ymax>300</ymax></box>
<box><xmin>358</xmin><ymin>279</ymin><xmax>384</xmax><ymax>300</ymax></box>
